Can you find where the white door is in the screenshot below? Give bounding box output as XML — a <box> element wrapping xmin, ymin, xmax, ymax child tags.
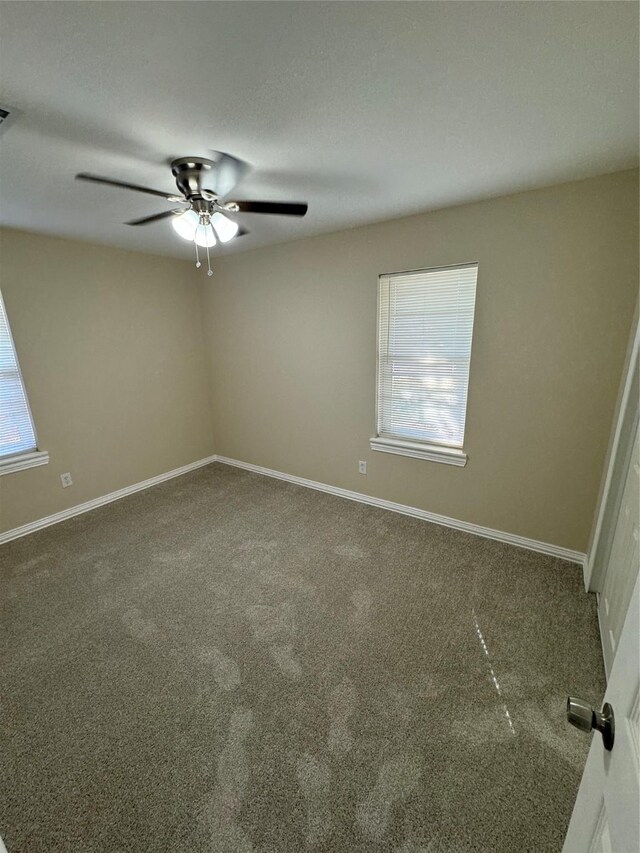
<box><xmin>563</xmin><ymin>572</ymin><xmax>639</xmax><ymax>852</ymax></box>
<box><xmin>564</xmin><ymin>339</ymin><xmax>640</xmax><ymax>853</ymax></box>
<box><xmin>598</xmin><ymin>424</ymin><xmax>639</xmax><ymax>676</ymax></box>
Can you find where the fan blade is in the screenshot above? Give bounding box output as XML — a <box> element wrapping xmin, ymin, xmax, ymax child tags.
<box><xmin>126</xmin><ymin>209</ymin><xmax>181</xmax><ymax>226</ymax></box>
<box><xmin>204</xmin><ymin>151</ymin><xmax>251</xmax><ymax>199</ymax></box>
<box><xmin>234</xmin><ymin>200</ymin><xmax>308</xmax><ymax>217</ymax></box>
<box><xmin>76</xmin><ymin>173</ymin><xmax>183</xmax><ymax>201</ymax></box>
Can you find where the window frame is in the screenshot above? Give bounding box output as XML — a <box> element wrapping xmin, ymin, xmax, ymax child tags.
<box><xmin>0</xmin><ymin>290</ymin><xmax>48</xmax><ymax>476</ymax></box>
<box><xmin>370</xmin><ymin>262</ymin><xmax>478</xmax><ymax>467</ymax></box>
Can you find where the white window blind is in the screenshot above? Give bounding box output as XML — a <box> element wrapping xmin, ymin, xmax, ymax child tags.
<box><xmin>376</xmin><ymin>263</ymin><xmax>478</xmax><ymax>451</ymax></box>
<box><xmin>0</xmin><ymin>290</ymin><xmax>38</xmax><ymax>459</ymax></box>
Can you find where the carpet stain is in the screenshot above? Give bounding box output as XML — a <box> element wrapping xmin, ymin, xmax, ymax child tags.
<box><xmin>296</xmin><ymin>752</ymin><xmax>332</xmax><ymax>845</ymax></box>
<box><xmin>350</xmin><ymin>587</ymin><xmax>373</xmax><ymax>629</ymax></box>
<box><xmin>356</xmin><ymin>753</ymin><xmax>423</xmax><ymax>841</ymax></box>
<box><xmin>520</xmin><ymin>704</ymin><xmax>588</xmax><ymax>768</ymax></box>
<box><xmin>200</xmin><ymin>647</ymin><xmax>241</xmax><ymax>691</ymax></box>
<box><xmin>334</xmin><ymin>544</ymin><xmax>366</xmax><ymax>560</ymax></box>
<box><xmin>204</xmin><ymin>707</ymin><xmax>255</xmax><ymax>852</ymax></box>
<box><xmin>13</xmin><ymin>552</ymin><xmax>50</xmax><ymax>574</ymax></box>
<box><xmin>258</xmin><ymin>568</ymin><xmax>316</xmax><ymax>598</ymax></box>
<box><xmin>246</xmin><ymin>602</ymin><xmax>296</xmax><ymax>643</ymax></box>
<box><xmin>120</xmin><ymin>606</ymin><xmax>159</xmax><ymax>642</ymax></box>
<box><xmin>268</xmin><ymin>642</ymin><xmax>303</xmax><ymax>680</ymax></box>
<box><xmin>327</xmin><ymin>677</ymin><xmax>357</xmax><ymax>756</ymax></box>
<box><xmin>91</xmin><ymin>559</ymin><xmax>113</xmax><ymax>584</ymax></box>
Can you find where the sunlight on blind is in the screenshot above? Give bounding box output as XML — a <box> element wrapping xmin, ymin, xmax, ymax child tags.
<box><xmin>0</xmin><ymin>291</ymin><xmax>37</xmax><ymax>459</ymax></box>
<box><xmin>377</xmin><ymin>263</ymin><xmax>478</xmax><ymax>448</ymax></box>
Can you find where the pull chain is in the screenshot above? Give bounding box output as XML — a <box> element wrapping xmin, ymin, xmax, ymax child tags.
<box><xmin>193</xmin><ymin>216</ymin><xmax>213</xmax><ymax>275</ymax></box>
<box><xmin>195</xmin><ymin>217</ymin><xmax>206</xmax><ymax>269</ymax></box>
<box><xmin>206</xmin><ymin>239</ymin><xmax>213</xmax><ymax>276</ymax></box>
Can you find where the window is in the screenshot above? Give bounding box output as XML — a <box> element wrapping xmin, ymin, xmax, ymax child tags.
<box><xmin>0</xmin><ymin>291</ymin><xmax>48</xmax><ymax>474</ymax></box>
<box><xmin>371</xmin><ymin>263</ymin><xmax>478</xmax><ymax>466</ymax></box>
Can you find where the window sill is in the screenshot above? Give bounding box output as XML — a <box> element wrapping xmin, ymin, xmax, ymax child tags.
<box><xmin>369</xmin><ymin>436</ymin><xmax>467</xmax><ymax>467</ymax></box>
<box><xmin>0</xmin><ymin>450</ymin><xmax>50</xmax><ymax>476</ymax></box>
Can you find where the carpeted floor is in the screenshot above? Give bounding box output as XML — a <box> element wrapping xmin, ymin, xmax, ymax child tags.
<box><xmin>0</xmin><ymin>462</ymin><xmax>604</xmax><ymax>852</ymax></box>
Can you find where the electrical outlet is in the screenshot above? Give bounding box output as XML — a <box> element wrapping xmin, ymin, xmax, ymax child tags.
<box><xmin>60</xmin><ymin>472</ymin><xmax>73</xmax><ymax>488</ymax></box>
<box><xmin>358</xmin><ymin>460</ymin><xmax>367</xmax><ymax>474</ymax></box>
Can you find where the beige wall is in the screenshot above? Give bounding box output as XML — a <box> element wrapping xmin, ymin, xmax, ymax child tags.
<box><xmin>0</xmin><ymin>229</ymin><xmax>214</xmax><ymax>533</ymax></box>
<box><xmin>2</xmin><ymin>170</ymin><xmax>637</xmax><ymax>550</ymax></box>
<box><xmin>201</xmin><ymin>169</ymin><xmax>639</xmax><ymax>553</ymax></box>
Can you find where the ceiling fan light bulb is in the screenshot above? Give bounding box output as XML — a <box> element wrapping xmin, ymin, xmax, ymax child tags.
<box><xmin>172</xmin><ymin>209</ymin><xmax>199</xmax><ymax>240</ymax></box>
<box><xmin>210</xmin><ymin>212</ymin><xmax>239</xmax><ymax>243</ymax></box>
<box><xmin>194</xmin><ymin>224</ymin><xmax>217</xmax><ymax>248</ymax></box>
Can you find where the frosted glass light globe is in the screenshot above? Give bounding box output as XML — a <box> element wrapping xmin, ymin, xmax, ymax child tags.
<box><xmin>211</xmin><ymin>212</ymin><xmax>239</xmax><ymax>243</ymax></box>
<box><xmin>171</xmin><ymin>209</ymin><xmax>199</xmax><ymax>241</ymax></box>
<box><xmin>194</xmin><ymin>224</ymin><xmax>217</xmax><ymax>248</ymax></box>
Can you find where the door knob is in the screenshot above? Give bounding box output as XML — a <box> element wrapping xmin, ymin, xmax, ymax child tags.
<box><xmin>566</xmin><ymin>697</ymin><xmax>615</xmax><ymax>751</ymax></box>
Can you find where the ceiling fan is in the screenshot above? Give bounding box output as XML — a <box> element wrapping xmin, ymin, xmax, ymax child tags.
<box><xmin>76</xmin><ymin>152</ymin><xmax>308</xmax><ymax>274</ymax></box>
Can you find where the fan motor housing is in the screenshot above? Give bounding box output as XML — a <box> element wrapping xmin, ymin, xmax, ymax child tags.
<box><xmin>171</xmin><ymin>157</ymin><xmax>216</xmax><ymax>201</ymax></box>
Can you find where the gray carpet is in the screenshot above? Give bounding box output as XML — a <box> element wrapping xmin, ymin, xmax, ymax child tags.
<box><xmin>0</xmin><ymin>462</ymin><xmax>604</xmax><ymax>852</ymax></box>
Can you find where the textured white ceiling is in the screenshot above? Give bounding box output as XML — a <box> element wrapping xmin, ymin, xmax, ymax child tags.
<box><xmin>0</xmin><ymin>1</ymin><xmax>637</xmax><ymax>260</ymax></box>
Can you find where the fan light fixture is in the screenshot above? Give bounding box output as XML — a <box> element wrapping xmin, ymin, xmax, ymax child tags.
<box><xmin>211</xmin><ymin>212</ymin><xmax>239</xmax><ymax>243</ymax></box>
<box><xmin>171</xmin><ymin>209</ymin><xmax>199</xmax><ymax>241</ymax></box>
<box><xmin>75</xmin><ymin>154</ymin><xmax>308</xmax><ymax>277</ymax></box>
<box><xmin>171</xmin><ymin>209</ymin><xmax>240</xmax><ymax>275</ymax></box>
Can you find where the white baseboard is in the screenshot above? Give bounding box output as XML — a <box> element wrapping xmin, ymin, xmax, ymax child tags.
<box><xmin>216</xmin><ymin>455</ymin><xmax>586</xmax><ymax>566</ymax></box>
<box><xmin>0</xmin><ymin>455</ymin><xmax>217</xmax><ymax>546</ymax></box>
<box><xmin>1</xmin><ymin>451</ymin><xmax>587</xmax><ymax>566</ymax></box>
